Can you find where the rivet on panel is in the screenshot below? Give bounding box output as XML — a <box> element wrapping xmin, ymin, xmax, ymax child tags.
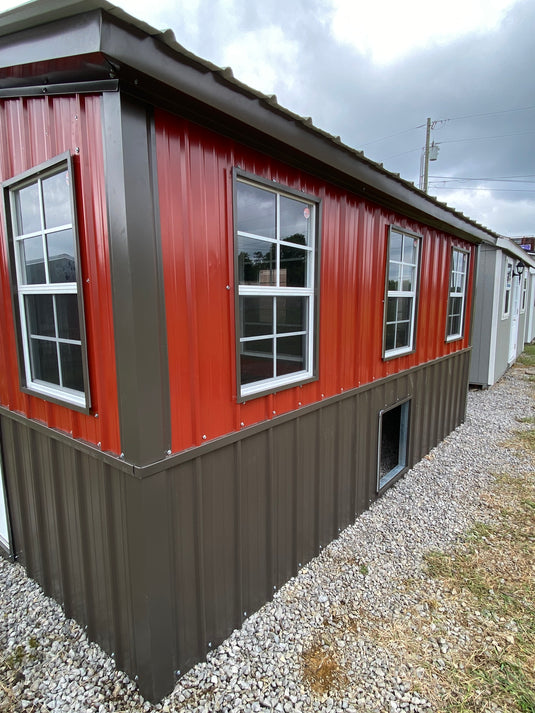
<box><xmin>75</xmin><ymin>147</ymin><xmax>80</xmax><ymax>154</ymax></box>
<box><xmin>97</xmin><ymin>442</ymin><xmax>101</xmax><ymax>448</ymax></box>
<box><xmin>226</xmin><ymin>285</ymin><xmax>231</xmax><ymax>290</ymax></box>
<box><xmin>208</xmin><ymin>642</ymin><xmax>212</xmax><ymax>648</ymax></box>
<box><xmin>272</xmin><ymin>410</ymin><xmax>276</xmax><ymax>415</ymax></box>
<box><xmin>202</xmin><ymin>434</ymin><xmax>207</xmax><ymax>440</ymax></box>
<box><xmin>240</xmin><ymin>422</ymin><xmax>245</xmax><ymax>427</ymax></box>
<box><xmin>321</xmin><ymin>394</ymin><xmax>325</xmax><ymax>399</ymax></box>
<box><xmin>243</xmin><ymin>611</ymin><xmax>247</xmax><ymax>617</ymax></box>
<box><xmin>166</xmin><ymin>449</ymin><xmax>172</xmax><ymax>456</ymax></box>
<box><xmin>120</xmin><ymin>452</ymin><xmax>125</xmax><ymax>459</ymax></box>
<box><xmin>298</xmin><ymin>402</ymin><xmax>302</xmax><ymax>406</ymax></box>
<box><xmin>94</xmin><ymin>413</ymin><xmax>99</xmax><ymax>418</ymax></box>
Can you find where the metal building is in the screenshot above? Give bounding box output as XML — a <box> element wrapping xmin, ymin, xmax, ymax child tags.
<box><xmin>469</xmin><ymin>237</ymin><xmax>535</xmax><ymax>387</ymax></box>
<box><xmin>0</xmin><ymin>0</ymin><xmax>507</xmax><ymax>701</ymax></box>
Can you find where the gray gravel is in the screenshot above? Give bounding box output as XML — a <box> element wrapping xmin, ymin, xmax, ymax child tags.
<box><xmin>1</xmin><ymin>367</ymin><xmax>533</xmax><ymax>713</ymax></box>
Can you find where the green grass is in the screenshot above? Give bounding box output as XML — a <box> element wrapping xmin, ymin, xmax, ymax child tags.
<box><xmin>516</xmin><ymin>343</ymin><xmax>535</xmax><ymax>367</ymax></box>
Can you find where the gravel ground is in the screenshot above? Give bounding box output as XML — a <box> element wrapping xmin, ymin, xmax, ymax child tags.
<box><xmin>1</xmin><ymin>366</ymin><xmax>534</xmax><ymax>713</ymax></box>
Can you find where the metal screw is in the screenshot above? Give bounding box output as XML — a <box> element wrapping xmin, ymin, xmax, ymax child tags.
<box><xmin>226</xmin><ymin>285</ymin><xmax>231</xmax><ymax>290</ymax></box>
<box><xmin>240</xmin><ymin>422</ymin><xmax>245</xmax><ymax>427</ymax></box>
<box><xmin>75</xmin><ymin>147</ymin><xmax>80</xmax><ymax>154</ymax></box>
<box><xmin>94</xmin><ymin>413</ymin><xmax>99</xmax><ymax>418</ymax></box>
<box><xmin>166</xmin><ymin>449</ymin><xmax>172</xmax><ymax>456</ymax></box>
<box><xmin>202</xmin><ymin>434</ymin><xmax>207</xmax><ymax>440</ymax></box>
<box><xmin>272</xmin><ymin>410</ymin><xmax>276</xmax><ymax>415</ymax></box>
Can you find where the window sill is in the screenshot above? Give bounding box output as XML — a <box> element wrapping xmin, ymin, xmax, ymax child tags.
<box><xmin>383</xmin><ymin>346</ymin><xmax>415</xmax><ymax>361</ymax></box>
<box><xmin>238</xmin><ymin>371</ymin><xmax>317</xmax><ymax>403</ymax></box>
<box><xmin>21</xmin><ymin>383</ymin><xmax>90</xmax><ymax>414</ymax></box>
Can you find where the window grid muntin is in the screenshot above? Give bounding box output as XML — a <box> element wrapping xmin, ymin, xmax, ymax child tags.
<box><xmin>384</xmin><ymin>229</ymin><xmax>420</xmax><ymax>357</ymax></box>
<box><xmin>7</xmin><ymin>160</ymin><xmax>86</xmax><ymax>408</ymax></box>
<box><xmin>446</xmin><ymin>247</ymin><xmax>468</xmax><ymax>340</ymax></box>
<box><xmin>236</xmin><ymin>178</ymin><xmax>316</xmax><ymax>397</ymax></box>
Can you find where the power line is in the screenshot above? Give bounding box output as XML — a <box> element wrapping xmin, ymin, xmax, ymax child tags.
<box><xmin>361</xmin><ymin>104</ymin><xmax>535</xmax><ymax>148</ymax></box>
<box><xmin>438</xmin><ymin>104</ymin><xmax>535</xmax><ymax>124</ymax></box>
<box><xmin>361</xmin><ymin>124</ymin><xmax>426</xmax><ymax>147</ymax></box>
<box><xmin>430</xmin><ymin>185</ymin><xmax>535</xmax><ymax>193</ymax></box>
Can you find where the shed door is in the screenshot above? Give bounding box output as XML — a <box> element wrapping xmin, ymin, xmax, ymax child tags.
<box><xmin>508</xmin><ymin>275</ymin><xmax>521</xmax><ymax>363</ymax></box>
<box><xmin>0</xmin><ymin>440</ymin><xmax>10</xmax><ymax>551</ymax></box>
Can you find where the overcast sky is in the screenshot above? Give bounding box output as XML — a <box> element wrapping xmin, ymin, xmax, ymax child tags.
<box><xmin>2</xmin><ymin>0</ymin><xmax>534</xmax><ymax>237</ymax></box>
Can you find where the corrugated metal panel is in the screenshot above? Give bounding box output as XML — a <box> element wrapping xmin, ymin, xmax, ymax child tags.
<box><xmin>1</xmin><ymin>350</ymin><xmax>471</xmax><ymax>701</ymax></box>
<box><xmin>0</xmin><ymin>414</ymin><xmax>135</xmax><ymax>666</ymax></box>
<box><xmin>0</xmin><ymin>94</ymin><xmax>121</xmax><ymax>454</ymax></box>
<box><xmin>155</xmin><ymin>108</ymin><xmax>476</xmax><ymax>454</ymax></box>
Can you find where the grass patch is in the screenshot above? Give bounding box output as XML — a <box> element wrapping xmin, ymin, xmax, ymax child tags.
<box><xmin>419</xmin><ymin>468</ymin><xmax>535</xmax><ymax>712</ymax></box>
<box><xmin>515</xmin><ymin>344</ymin><xmax>535</xmax><ymax>367</ymax></box>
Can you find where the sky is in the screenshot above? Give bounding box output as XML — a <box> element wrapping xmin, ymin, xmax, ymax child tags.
<box><xmin>1</xmin><ymin>0</ymin><xmax>534</xmax><ymax>238</ymax></box>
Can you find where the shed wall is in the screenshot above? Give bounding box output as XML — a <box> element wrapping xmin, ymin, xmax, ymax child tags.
<box><xmin>0</xmin><ymin>94</ymin><xmax>121</xmax><ymax>454</ymax></box>
<box><xmin>155</xmin><ymin>109</ymin><xmax>476</xmax><ymax>454</ymax></box>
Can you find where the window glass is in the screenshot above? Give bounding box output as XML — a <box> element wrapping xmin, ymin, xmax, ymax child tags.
<box><xmin>56</xmin><ymin>294</ymin><xmax>81</xmax><ymax>341</ymax></box>
<box><xmin>240</xmin><ymin>296</ymin><xmax>273</xmax><ymax>337</ymax></box>
<box><xmin>42</xmin><ymin>170</ymin><xmax>71</xmax><ymax>228</ymax></box>
<box><xmin>276</xmin><ymin>296</ymin><xmax>306</xmax><ymax>334</ymax></box>
<box><xmin>47</xmin><ymin>229</ymin><xmax>76</xmax><ymax>283</ymax></box>
<box><xmin>15</xmin><ymin>183</ymin><xmax>40</xmax><ymax>235</ymax></box>
<box><xmin>238</xmin><ymin>236</ymin><xmax>276</xmax><ymax>286</ymax></box>
<box><xmin>25</xmin><ymin>294</ymin><xmax>55</xmax><ymax>337</ymax></box>
<box><xmin>236</xmin><ymin>176</ymin><xmax>316</xmax><ymax>396</ymax></box>
<box><xmin>276</xmin><ymin>334</ymin><xmax>305</xmax><ymax>375</ymax></box>
<box><xmin>59</xmin><ymin>343</ymin><xmax>84</xmax><ymax>391</ymax></box>
<box><xmin>30</xmin><ymin>339</ymin><xmax>59</xmax><ymax>384</ymax></box>
<box><xmin>280</xmin><ymin>244</ymin><xmax>307</xmax><ymax>287</ymax></box>
<box><xmin>280</xmin><ymin>196</ymin><xmax>313</xmax><ymax>246</ymax></box>
<box><xmin>20</xmin><ymin>237</ymin><xmax>46</xmax><ymax>284</ymax></box>
<box><xmin>237</xmin><ymin>182</ymin><xmax>276</xmax><ymax>238</ymax></box>
<box><xmin>240</xmin><ymin>338</ymin><xmax>274</xmax><ymax>385</ymax></box>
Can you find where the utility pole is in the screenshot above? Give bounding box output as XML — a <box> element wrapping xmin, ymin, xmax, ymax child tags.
<box><xmin>423</xmin><ymin>117</ymin><xmax>431</xmax><ymax>193</ymax></box>
<box><xmin>419</xmin><ymin>117</ymin><xmax>439</xmax><ymax>193</ymax></box>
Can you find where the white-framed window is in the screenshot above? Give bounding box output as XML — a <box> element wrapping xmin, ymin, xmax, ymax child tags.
<box><xmin>3</xmin><ymin>153</ymin><xmax>90</xmax><ymax>410</ymax></box>
<box><xmin>520</xmin><ymin>272</ymin><xmax>528</xmax><ymax>312</ymax></box>
<box><xmin>234</xmin><ymin>172</ymin><xmax>318</xmax><ymax>399</ymax></box>
<box><xmin>502</xmin><ymin>258</ymin><xmax>513</xmax><ymax>318</ymax></box>
<box><xmin>446</xmin><ymin>247</ymin><xmax>469</xmax><ymax>341</ymax></box>
<box><xmin>383</xmin><ymin>227</ymin><xmax>421</xmax><ymax>358</ymax></box>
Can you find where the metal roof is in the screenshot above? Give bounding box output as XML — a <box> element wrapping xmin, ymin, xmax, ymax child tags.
<box><xmin>0</xmin><ymin>0</ymin><xmax>510</xmax><ymax>246</ymax></box>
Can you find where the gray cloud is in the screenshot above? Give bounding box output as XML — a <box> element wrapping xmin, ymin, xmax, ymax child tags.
<box><xmin>147</xmin><ymin>0</ymin><xmax>535</xmax><ymax>236</ymax></box>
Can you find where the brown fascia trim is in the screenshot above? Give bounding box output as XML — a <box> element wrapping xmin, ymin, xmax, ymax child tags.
<box><xmin>0</xmin><ymin>349</ymin><xmax>471</xmax><ymax>481</ymax></box>
<box><xmin>0</xmin><ymin>7</ymin><xmax>498</xmax><ymax>247</ymax></box>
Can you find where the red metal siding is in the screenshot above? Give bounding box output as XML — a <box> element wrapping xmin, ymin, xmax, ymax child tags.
<box><xmin>155</xmin><ymin>109</ymin><xmax>476</xmax><ymax>454</ymax></box>
<box><xmin>0</xmin><ymin>95</ymin><xmax>121</xmax><ymax>454</ymax></box>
